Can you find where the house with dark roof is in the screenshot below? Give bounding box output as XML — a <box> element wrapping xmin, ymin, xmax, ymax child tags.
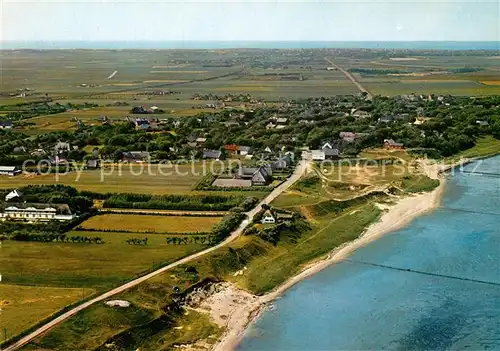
<box><xmin>203</xmin><ymin>150</ymin><xmax>225</xmax><ymax>160</ymax></box>
<box><xmin>0</xmin><ymin>120</ymin><xmax>13</xmax><ymax>129</ymax></box>
<box><xmin>238</xmin><ymin>146</ymin><xmax>253</xmax><ymax>156</ymax></box>
<box><xmin>237</xmin><ymin>166</ymin><xmax>272</xmax><ymax>185</ymax></box>
<box><xmin>378</xmin><ymin>116</ymin><xmax>395</xmax><ymax>123</ymax></box>
<box><xmin>271</xmin><ymin>155</ymin><xmax>293</xmax><ymax>171</ymax></box>
<box><xmin>122</xmin><ymin>151</ymin><xmax>150</xmax><ymax>162</ymax></box>
<box><xmin>311</xmin><ymin>143</ymin><xmax>340</xmax><ymax>161</ymax></box>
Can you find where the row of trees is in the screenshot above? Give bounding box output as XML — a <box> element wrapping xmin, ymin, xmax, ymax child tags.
<box><xmin>126</xmin><ymin>237</ymin><xmax>148</xmax><ymax>245</ymax></box>
<box><xmin>9</xmin><ymin>232</ymin><xmax>103</xmax><ymax>244</ymax></box>
<box><xmin>165</xmin><ymin>236</ymin><xmax>217</xmax><ymax>245</ymax></box>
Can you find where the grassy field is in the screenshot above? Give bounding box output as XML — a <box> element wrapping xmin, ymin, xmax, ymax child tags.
<box><xmin>0</xmin><ymin>164</ymin><xmax>209</xmax><ymax>195</ymax></box>
<box><xmin>79</xmin><ymin>214</ymin><xmax>222</xmax><ymax>233</ymax></box>
<box><xmin>1</xmin><ymin>231</ymin><xmax>207</xmax><ymax>289</ymax></box>
<box><xmin>1</xmin><ymin>284</ymin><xmax>95</xmax><ymax>344</ymax></box>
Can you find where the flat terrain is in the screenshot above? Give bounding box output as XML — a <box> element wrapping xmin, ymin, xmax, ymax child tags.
<box><xmin>1</xmin><ymin>232</ymin><xmax>207</xmax><ymax>289</ymax></box>
<box><xmin>3</xmin><ymin>50</ymin><xmax>498</xmax><ymax>134</ymax></box>
<box><xmin>0</xmin><ymin>284</ymin><xmax>94</xmax><ymax>343</ymax></box>
<box><xmin>0</xmin><ymin>164</ymin><xmax>212</xmax><ymax>194</ymax></box>
<box><xmin>79</xmin><ymin>214</ymin><xmax>222</xmax><ymax>233</ymax></box>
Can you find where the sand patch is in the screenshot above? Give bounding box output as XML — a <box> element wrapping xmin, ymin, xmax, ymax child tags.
<box><xmin>152</xmin><ymin>64</ymin><xmax>190</xmax><ymax>68</ymax></box>
<box><xmin>480</xmin><ymin>81</ymin><xmax>500</xmax><ymax>86</ymax></box>
<box><xmin>143</xmin><ymin>80</ymin><xmax>186</xmax><ymax>83</ymax></box>
<box><xmin>108</xmin><ymin>83</ymin><xmax>139</xmax><ymax>86</ymax></box>
<box><xmin>150</xmin><ymin>70</ymin><xmax>208</xmax><ymax>74</ymax></box>
<box><xmin>389</xmin><ymin>57</ymin><xmax>422</xmax><ymax>61</ymax></box>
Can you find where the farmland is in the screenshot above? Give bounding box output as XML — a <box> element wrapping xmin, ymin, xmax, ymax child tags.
<box><xmin>1</xmin><ymin>231</ymin><xmax>208</xmax><ymax>289</ymax></box>
<box><xmin>0</xmin><ymin>163</ymin><xmax>231</xmax><ymax>195</ymax></box>
<box><xmin>79</xmin><ymin>214</ymin><xmax>222</xmax><ymax>233</ymax></box>
<box><xmin>3</xmin><ymin>49</ymin><xmax>499</xmax><ymax>135</ymax></box>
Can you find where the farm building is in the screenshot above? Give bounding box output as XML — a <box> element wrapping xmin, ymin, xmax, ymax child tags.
<box><xmin>0</xmin><ymin>203</ymin><xmax>75</xmax><ymax>222</ymax></box>
<box><xmin>0</xmin><ymin>166</ymin><xmax>21</xmax><ymax>176</ymax></box>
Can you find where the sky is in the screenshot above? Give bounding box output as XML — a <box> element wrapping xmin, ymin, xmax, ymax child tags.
<box><xmin>1</xmin><ymin>0</ymin><xmax>499</xmax><ymax>42</ymax></box>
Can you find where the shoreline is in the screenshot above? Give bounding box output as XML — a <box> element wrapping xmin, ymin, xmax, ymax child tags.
<box><xmin>212</xmin><ymin>162</ymin><xmax>451</xmax><ymax>351</ymax></box>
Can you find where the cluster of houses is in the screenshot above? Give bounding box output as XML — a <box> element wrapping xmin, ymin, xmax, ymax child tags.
<box><xmin>212</xmin><ymin>154</ymin><xmax>294</xmax><ymax>188</ymax></box>
<box><xmin>130</xmin><ymin>117</ymin><xmax>159</xmax><ymax>131</ymax></box>
<box><xmin>0</xmin><ymin>190</ymin><xmax>75</xmax><ymax>222</ymax></box>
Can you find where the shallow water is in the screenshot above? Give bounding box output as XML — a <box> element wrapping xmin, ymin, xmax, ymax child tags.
<box><xmin>238</xmin><ymin>156</ymin><xmax>500</xmax><ymax>351</ymax></box>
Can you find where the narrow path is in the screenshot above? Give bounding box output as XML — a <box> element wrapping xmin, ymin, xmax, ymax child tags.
<box><xmin>3</xmin><ymin>160</ymin><xmax>309</xmax><ymax>351</ymax></box>
<box><xmin>324</xmin><ymin>57</ymin><xmax>372</xmax><ymax>100</ymax></box>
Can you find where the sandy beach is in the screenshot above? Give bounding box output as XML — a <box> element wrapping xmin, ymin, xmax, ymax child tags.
<box><xmin>206</xmin><ymin>161</ymin><xmax>453</xmax><ymax>351</ymax></box>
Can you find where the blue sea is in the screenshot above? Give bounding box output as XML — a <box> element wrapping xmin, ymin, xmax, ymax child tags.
<box><xmin>1</xmin><ymin>41</ymin><xmax>499</xmax><ymax>50</ymax></box>
<box><xmin>238</xmin><ymin>156</ymin><xmax>500</xmax><ymax>351</ymax></box>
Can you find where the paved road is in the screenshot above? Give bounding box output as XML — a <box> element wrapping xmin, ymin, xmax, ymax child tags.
<box><xmin>324</xmin><ymin>57</ymin><xmax>373</xmax><ymax>100</ymax></box>
<box><xmin>3</xmin><ymin>159</ymin><xmax>309</xmax><ymax>351</ymax></box>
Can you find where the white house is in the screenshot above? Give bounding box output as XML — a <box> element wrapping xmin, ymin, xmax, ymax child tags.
<box><xmin>0</xmin><ymin>204</ymin><xmax>75</xmax><ymax>222</ymax></box>
<box><xmin>261</xmin><ymin>210</ymin><xmax>276</xmax><ymax>224</ymax></box>
<box><xmin>5</xmin><ymin>190</ymin><xmax>23</xmax><ymax>201</ymax></box>
<box><xmin>311</xmin><ymin>150</ymin><xmax>326</xmax><ymax>161</ymax></box>
<box><xmin>0</xmin><ymin>166</ymin><xmax>21</xmax><ymax>176</ymax></box>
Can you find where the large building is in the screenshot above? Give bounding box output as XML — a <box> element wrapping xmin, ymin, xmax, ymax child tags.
<box><xmin>0</xmin><ymin>203</ymin><xmax>75</xmax><ymax>222</ymax></box>
<box><xmin>0</xmin><ymin>166</ymin><xmax>21</xmax><ymax>176</ymax></box>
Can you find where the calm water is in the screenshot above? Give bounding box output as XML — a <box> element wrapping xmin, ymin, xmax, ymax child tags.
<box><xmin>1</xmin><ymin>41</ymin><xmax>499</xmax><ymax>50</ymax></box>
<box><xmin>238</xmin><ymin>156</ymin><xmax>500</xmax><ymax>351</ymax></box>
